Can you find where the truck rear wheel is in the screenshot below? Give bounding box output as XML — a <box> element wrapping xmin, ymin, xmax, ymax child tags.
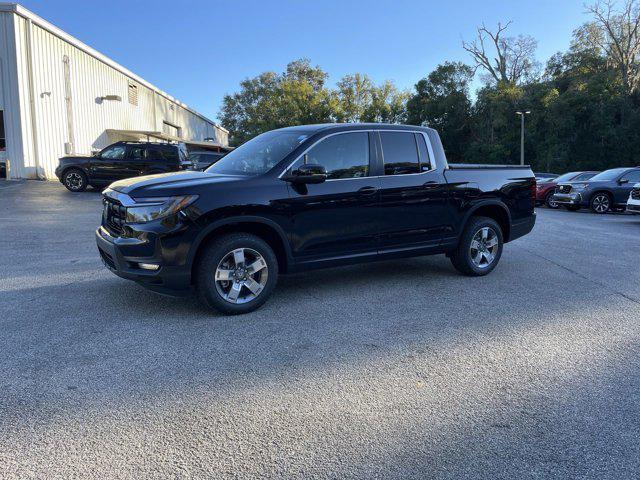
<box><xmin>195</xmin><ymin>233</ymin><xmax>278</xmax><ymax>315</ymax></box>
<box><xmin>450</xmin><ymin>216</ymin><xmax>503</xmax><ymax>276</ymax></box>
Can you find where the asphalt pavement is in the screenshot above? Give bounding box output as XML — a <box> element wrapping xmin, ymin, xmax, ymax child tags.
<box><xmin>1</xmin><ymin>180</ymin><xmax>639</xmax><ymax>479</ymax></box>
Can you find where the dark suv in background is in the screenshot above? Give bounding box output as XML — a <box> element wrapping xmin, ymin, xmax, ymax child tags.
<box><xmin>55</xmin><ymin>141</ymin><xmax>192</xmax><ymax>192</ymax></box>
<box><xmin>553</xmin><ymin>167</ymin><xmax>640</xmax><ymax>213</ymax></box>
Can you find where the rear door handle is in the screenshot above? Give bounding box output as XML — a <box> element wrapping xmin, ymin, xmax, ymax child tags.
<box><xmin>358</xmin><ymin>186</ymin><xmax>378</xmax><ymax>195</ymax></box>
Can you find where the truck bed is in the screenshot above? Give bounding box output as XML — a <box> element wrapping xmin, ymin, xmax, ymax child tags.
<box><xmin>447</xmin><ymin>164</ymin><xmax>532</xmax><ymax>170</ymax></box>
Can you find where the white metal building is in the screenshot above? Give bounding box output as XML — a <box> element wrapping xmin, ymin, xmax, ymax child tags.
<box><xmin>0</xmin><ymin>3</ymin><xmax>228</xmax><ymax>180</ymax></box>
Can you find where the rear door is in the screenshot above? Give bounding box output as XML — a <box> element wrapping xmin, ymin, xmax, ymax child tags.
<box><xmin>285</xmin><ymin>131</ymin><xmax>380</xmax><ymax>262</ymax></box>
<box><xmin>126</xmin><ymin>144</ymin><xmax>147</xmax><ymax>177</ymax></box>
<box><xmin>377</xmin><ymin>131</ymin><xmax>451</xmax><ymax>251</ymax></box>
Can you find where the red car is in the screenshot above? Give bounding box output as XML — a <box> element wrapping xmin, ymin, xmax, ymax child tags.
<box><xmin>536</xmin><ymin>171</ymin><xmax>600</xmax><ymax>208</ymax></box>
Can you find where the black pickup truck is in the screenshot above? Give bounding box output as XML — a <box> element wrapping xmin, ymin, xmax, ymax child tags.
<box><xmin>96</xmin><ymin>124</ymin><xmax>536</xmax><ymax>314</ymax></box>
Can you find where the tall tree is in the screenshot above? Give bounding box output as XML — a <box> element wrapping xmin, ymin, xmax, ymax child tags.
<box><xmin>333</xmin><ymin>73</ymin><xmax>375</xmax><ymax>122</ymax></box>
<box><xmin>219</xmin><ymin>59</ymin><xmax>334</xmax><ymax>145</ymax></box>
<box><xmin>406</xmin><ymin>62</ymin><xmax>474</xmax><ymax>162</ymax></box>
<box><xmin>462</xmin><ymin>22</ymin><xmax>538</xmax><ymax>85</ymax></box>
<box><xmin>585</xmin><ymin>0</ymin><xmax>640</xmax><ymax>94</ymax></box>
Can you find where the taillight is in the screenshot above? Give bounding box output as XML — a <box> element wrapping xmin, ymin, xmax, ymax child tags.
<box><xmin>531</xmin><ymin>180</ymin><xmax>537</xmax><ymax>208</ymax></box>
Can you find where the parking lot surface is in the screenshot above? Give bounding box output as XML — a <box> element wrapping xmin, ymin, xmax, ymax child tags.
<box><xmin>1</xmin><ymin>180</ymin><xmax>639</xmax><ymax>479</ymax></box>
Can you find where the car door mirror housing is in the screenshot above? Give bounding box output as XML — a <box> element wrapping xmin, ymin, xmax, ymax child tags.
<box><xmin>284</xmin><ymin>164</ymin><xmax>328</xmax><ymax>184</ymax></box>
<box><xmin>619</xmin><ymin>178</ymin><xmax>629</xmax><ymax>184</ymax></box>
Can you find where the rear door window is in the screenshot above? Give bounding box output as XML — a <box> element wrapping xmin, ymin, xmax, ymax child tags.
<box><xmin>380</xmin><ymin>132</ymin><xmax>420</xmax><ymax>175</ymax></box>
<box><xmin>128</xmin><ymin>146</ymin><xmax>146</xmax><ymax>161</ymax></box>
<box><xmin>148</xmin><ymin>145</ymin><xmax>178</xmax><ymax>162</ymax></box>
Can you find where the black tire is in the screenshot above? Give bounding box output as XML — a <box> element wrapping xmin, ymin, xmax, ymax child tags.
<box><xmin>62</xmin><ymin>168</ymin><xmax>88</xmax><ymax>192</ymax></box>
<box><xmin>195</xmin><ymin>233</ymin><xmax>278</xmax><ymax>315</ymax></box>
<box><xmin>589</xmin><ymin>192</ymin><xmax>611</xmax><ymax>214</ymax></box>
<box><xmin>449</xmin><ymin>216</ymin><xmax>504</xmax><ymax>276</ymax></box>
<box><xmin>565</xmin><ymin>205</ymin><xmax>580</xmax><ymax>211</ymax></box>
<box><xmin>545</xmin><ymin>192</ymin><xmax>559</xmax><ymax>209</ymax></box>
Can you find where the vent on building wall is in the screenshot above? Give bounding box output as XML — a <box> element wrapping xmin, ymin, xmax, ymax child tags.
<box><xmin>128</xmin><ymin>83</ymin><xmax>138</xmax><ymax>106</ymax></box>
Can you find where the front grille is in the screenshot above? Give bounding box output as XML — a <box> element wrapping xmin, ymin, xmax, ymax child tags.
<box><xmin>99</xmin><ymin>250</ymin><xmax>117</xmax><ymax>270</ymax></box>
<box><xmin>103</xmin><ymin>197</ymin><xmax>126</xmax><ymax>235</ymax></box>
<box><xmin>557</xmin><ymin>184</ymin><xmax>572</xmax><ymax>194</ymax></box>
<box><xmin>632</xmin><ymin>188</ymin><xmax>640</xmax><ymax>200</ymax></box>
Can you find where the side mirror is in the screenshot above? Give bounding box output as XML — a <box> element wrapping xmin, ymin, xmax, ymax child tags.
<box><xmin>284</xmin><ymin>163</ymin><xmax>327</xmax><ymax>184</ymax></box>
<box><xmin>619</xmin><ymin>178</ymin><xmax>629</xmax><ymax>185</ymax></box>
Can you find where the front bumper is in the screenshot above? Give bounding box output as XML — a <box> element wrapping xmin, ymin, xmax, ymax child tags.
<box><xmin>95</xmin><ymin>226</ymin><xmax>191</xmax><ymax>295</ymax></box>
<box><xmin>552</xmin><ymin>192</ymin><xmax>585</xmax><ymax>206</ymax></box>
<box><xmin>626</xmin><ymin>199</ymin><xmax>640</xmax><ymax>213</ymax></box>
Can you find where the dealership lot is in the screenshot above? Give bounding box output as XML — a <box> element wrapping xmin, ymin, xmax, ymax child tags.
<box><xmin>1</xmin><ymin>181</ymin><xmax>639</xmax><ymax>479</ymax></box>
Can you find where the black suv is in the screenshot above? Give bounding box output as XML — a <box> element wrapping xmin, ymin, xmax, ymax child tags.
<box><xmin>96</xmin><ymin>124</ymin><xmax>536</xmax><ymax>315</ymax></box>
<box><xmin>553</xmin><ymin>167</ymin><xmax>640</xmax><ymax>213</ymax></box>
<box><xmin>55</xmin><ymin>142</ymin><xmax>191</xmax><ymax>192</ymax></box>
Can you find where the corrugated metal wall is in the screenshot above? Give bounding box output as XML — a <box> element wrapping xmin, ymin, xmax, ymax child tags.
<box><xmin>0</xmin><ymin>12</ymin><xmax>30</xmax><ymax>179</ymax></box>
<box><xmin>1</xmin><ymin>9</ymin><xmax>226</xmax><ymax>180</ymax></box>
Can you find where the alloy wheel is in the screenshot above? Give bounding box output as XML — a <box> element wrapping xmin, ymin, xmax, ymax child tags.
<box><xmin>592</xmin><ymin>194</ymin><xmax>610</xmax><ymax>213</ymax></box>
<box><xmin>65</xmin><ymin>172</ymin><xmax>84</xmax><ymax>190</ymax></box>
<box><xmin>469</xmin><ymin>227</ymin><xmax>499</xmax><ymax>269</ymax></box>
<box><xmin>214</xmin><ymin>248</ymin><xmax>268</xmax><ymax>304</ymax></box>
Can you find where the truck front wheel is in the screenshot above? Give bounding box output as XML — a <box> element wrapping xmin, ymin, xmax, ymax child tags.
<box><xmin>195</xmin><ymin>233</ymin><xmax>278</xmax><ymax>315</ymax></box>
<box><xmin>450</xmin><ymin>216</ymin><xmax>504</xmax><ymax>276</ymax></box>
<box><xmin>62</xmin><ymin>168</ymin><xmax>87</xmax><ymax>192</ymax></box>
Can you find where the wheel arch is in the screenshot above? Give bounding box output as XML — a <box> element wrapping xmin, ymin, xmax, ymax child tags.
<box><xmin>188</xmin><ymin>216</ymin><xmax>292</xmax><ymax>284</ymax></box>
<box><xmin>589</xmin><ymin>189</ymin><xmax>614</xmax><ymax>202</ymax></box>
<box><xmin>463</xmin><ymin>201</ymin><xmax>512</xmax><ymax>242</ymax></box>
<box><xmin>61</xmin><ymin>165</ymin><xmax>88</xmax><ymax>179</ymax></box>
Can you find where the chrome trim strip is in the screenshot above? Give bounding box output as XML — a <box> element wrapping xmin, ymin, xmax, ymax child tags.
<box><xmin>278</xmin><ymin>128</ymin><xmax>440</xmax><ymax>181</ymax></box>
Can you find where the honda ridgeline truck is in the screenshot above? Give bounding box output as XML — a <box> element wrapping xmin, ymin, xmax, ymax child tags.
<box><xmin>96</xmin><ymin>124</ymin><xmax>536</xmax><ymax>314</ymax></box>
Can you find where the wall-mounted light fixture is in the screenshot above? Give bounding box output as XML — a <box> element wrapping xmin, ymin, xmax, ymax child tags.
<box><xmin>100</xmin><ymin>95</ymin><xmax>122</xmax><ymax>102</ymax></box>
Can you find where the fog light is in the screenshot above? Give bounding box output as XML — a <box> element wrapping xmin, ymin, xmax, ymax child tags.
<box><xmin>138</xmin><ymin>263</ymin><xmax>160</xmax><ymax>270</ymax></box>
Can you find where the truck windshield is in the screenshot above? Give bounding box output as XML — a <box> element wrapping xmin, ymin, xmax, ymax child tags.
<box><xmin>206</xmin><ymin>130</ymin><xmax>309</xmax><ymax>176</ymax></box>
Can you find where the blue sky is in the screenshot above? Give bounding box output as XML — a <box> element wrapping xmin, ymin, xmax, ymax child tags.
<box><xmin>20</xmin><ymin>0</ymin><xmax>588</xmax><ymax>123</ymax></box>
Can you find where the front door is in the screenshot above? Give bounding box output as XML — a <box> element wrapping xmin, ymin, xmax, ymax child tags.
<box><xmin>376</xmin><ymin>131</ymin><xmax>451</xmax><ymax>251</ymax></box>
<box><xmin>90</xmin><ymin>144</ymin><xmax>129</xmax><ymax>183</ymax></box>
<box><xmin>285</xmin><ymin>131</ymin><xmax>380</xmax><ymax>262</ymax></box>
<box><xmin>615</xmin><ymin>169</ymin><xmax>640</xmax><ymax>204</ymax></box>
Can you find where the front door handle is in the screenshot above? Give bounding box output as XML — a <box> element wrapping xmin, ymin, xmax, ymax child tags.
<box><xmin>358</xmin><ymin>186</ymin><xmax>378</xmax><ymax>195</ymax></box>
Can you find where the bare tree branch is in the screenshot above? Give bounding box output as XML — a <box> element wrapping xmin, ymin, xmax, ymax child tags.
<box><xmin>462</xmin><ymin>21</ymin><xmax>538</xmax><ymax>85</ymax></box>
<box><xmin>586</xmin><ymin>0</ymin><xmax>640</xmax><ymax>93</ymax></box>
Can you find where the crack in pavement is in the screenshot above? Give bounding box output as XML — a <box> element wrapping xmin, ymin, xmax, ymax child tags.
<box><xmin>517</xmin><ymin>245</ymin><xmax>640</xmax><ymax>306</ymax></box>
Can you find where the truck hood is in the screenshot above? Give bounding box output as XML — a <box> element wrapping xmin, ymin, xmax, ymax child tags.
<box><xmin>109</xmin><ymin>171</ymin><xmax>246</xmax><ymax>197</ymax></box>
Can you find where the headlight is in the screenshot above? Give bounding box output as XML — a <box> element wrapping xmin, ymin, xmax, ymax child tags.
<box><xmin>125</xmin><ymin>195</ymin><xmax>199</xmax><ymax>223</ymax></box>
<box><xmin>572</xmin><ymin>184</ymin><xmax>588</xmax><ymax>191</ymax></box>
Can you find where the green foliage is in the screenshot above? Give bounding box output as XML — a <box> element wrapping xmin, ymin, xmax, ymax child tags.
<box><xmin>220</xmin><ymin>60</ymin><xmax>408</xmax><ymax>146</ymax></box>
<box><xmin>406</xmin><ymin>62</ymin><xmax>474</xmax><ymax>162</ymax></box>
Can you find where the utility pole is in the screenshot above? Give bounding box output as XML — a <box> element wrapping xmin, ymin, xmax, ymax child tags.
<box><xmin>515</xmin><ymin>111</ymin><xmax>530</xmax><ymax>165</ymax></box>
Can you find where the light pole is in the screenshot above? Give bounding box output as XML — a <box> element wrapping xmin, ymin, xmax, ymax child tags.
<box><xmin>516</xmin><ymin>110</ymin><xmax>531</xmax><ymax>166</ymax></box>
